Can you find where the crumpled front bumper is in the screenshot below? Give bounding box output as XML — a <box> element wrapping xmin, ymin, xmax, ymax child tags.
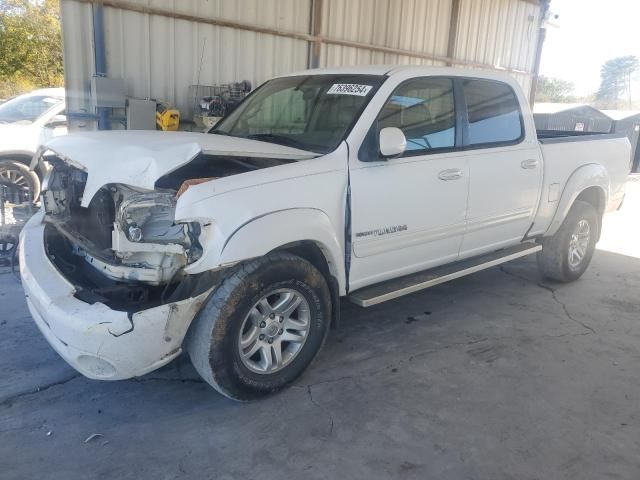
<box><xmin>19</xmin><ymin>211</ymin><xmax>209</xmax><ymax>380</ymax></box>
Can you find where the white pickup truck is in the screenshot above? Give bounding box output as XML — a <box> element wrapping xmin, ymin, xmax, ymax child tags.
<box><xmin>20</xmin><ymin>66</ymin><xmax>629</xmax><ymax>400</ymax></box>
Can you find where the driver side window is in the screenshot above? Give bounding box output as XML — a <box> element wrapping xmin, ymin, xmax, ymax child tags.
<box><xmin>377</xmin><ymin>77</ymin><xmax>456</xmax><ymax>154</ymax></box>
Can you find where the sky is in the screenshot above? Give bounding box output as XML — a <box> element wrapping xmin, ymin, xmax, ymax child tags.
<box><xmin>539</xmin><ymin>0</ymin><xmax>640</xmax><ymax>98</ymax></box>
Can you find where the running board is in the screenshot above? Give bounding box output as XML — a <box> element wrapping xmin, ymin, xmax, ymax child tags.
<box><xmin>348</xmin><ymin>243</ymin><xmax>542</xmax><ymax>307</ymax></box>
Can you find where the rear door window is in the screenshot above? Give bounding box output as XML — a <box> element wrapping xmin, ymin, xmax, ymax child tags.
<box><xmin>462</xmin><ymin>79</ymin><xmax>523</xmax><ymax>146</ymax></box>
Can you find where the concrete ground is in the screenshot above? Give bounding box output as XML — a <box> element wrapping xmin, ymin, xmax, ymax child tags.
<box><xmin>2</xmin><ymin>182</ymin><xmax>640</xmax><ymax>480</ymax></box>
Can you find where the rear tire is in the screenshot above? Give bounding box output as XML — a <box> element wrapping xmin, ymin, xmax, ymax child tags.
<box><xmin>186</xmin><ymin>252</ymin><xmax>331</xmax><ymax>401</ymax></box>
<box><xmin>537</xmin><ymin>200</ymin><xmax>599</xmax><ymax>282</ymax></box>
<box><xmin>0</xmin><ymin>160</ymin><xmax>41</xmax><ymax>204</ymax></box>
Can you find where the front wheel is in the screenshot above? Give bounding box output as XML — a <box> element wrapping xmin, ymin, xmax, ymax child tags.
<box><xmin>537</xmin><ymin>200</ymin><xmax>599</xmax><ymax>282</ymax></box>
<box><xmin>186</xmin><ymin>252</ymin><xmax>331</xmax><ymax>401</ymax></box>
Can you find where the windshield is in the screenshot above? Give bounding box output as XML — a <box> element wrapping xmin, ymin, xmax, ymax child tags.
<box><xmin>0</xmin><ymin>94</ymin><xmax>62</xmax><ymax>124</ymax></box>
<box><xmin>211</xmin><ymin>74</ymin><xmax>385</xmax><ymax>154</ymax></box>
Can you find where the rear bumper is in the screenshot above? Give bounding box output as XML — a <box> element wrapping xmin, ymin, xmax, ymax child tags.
<box><xmin>19</xmin><ymin>211</ymin><xmax>209</xmax><ymax>380</ymax></box>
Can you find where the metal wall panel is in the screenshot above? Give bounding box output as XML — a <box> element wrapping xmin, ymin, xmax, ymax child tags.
<box><xmin>319</xmin><ymin>0</ymin><xmax>540</xmax><ymax>93</ymax></box>
<box><xmin>454</xmin><ymin>0</ymin><xmax>541</xmax><ymax>90</ymax></box>
<box><xmin>320</xmin><ymin>0</ymin><xmax>452</xmax><ymax>67</ymax></box>
<box><xmin>107</xmin><ymin>0</ymin><xmax>311</xmax><ymax>116</ymax></box>
<box><xmin>60</xmin><ymin>0</ymin><xmax>542</xmax><ymax>130</ymax></box>
<box><xmin>61</xmin><ymin>0</ymin><xmax>311</xmax><ymax>128</ymax></box>
<box><xmin>60</xmin><ymin>0</ymin><xmax>97</xmax><ymax>131</ymax></box>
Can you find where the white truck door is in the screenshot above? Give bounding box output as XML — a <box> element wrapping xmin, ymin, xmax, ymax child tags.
<box><xmin>348</xmin><ymin>77</ymin><xmax>469</xmax><ymax>291</ymax></box>
<box><xmin>458</xmin><ymin>78</ymin><xmax>542</xmax><ymax>258</ymax></box>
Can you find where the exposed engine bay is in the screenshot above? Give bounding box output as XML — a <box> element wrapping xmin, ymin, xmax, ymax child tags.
<box><xmin>40</xmin><ymin>152</ymin><xmax>294</xmax><ymax>310</ymax></box>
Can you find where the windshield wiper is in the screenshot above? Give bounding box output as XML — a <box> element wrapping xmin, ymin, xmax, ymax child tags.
<box><xmin>209</xmin><ymin>129</ymin><xmax>232</xmax><ymax>136</ymax></box>
<box><xmin>246</xmin><ymin>133</ymin><xmax>311</xmax><ymax>151</ymax></box>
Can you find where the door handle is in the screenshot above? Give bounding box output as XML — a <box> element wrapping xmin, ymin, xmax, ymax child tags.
<box><xmin>438</xmin><ymin>168</ymin><xmax>464</xmax><ymax>181</ymax></box>
<box><xmin>521</xmin><ymin>159</ymin><xmax>539</xmax><ymax>169</ymax></box>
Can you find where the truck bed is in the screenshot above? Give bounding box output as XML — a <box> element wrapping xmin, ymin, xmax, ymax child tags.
<box><xmin>529</xmin><ymin>133</ymin><xmax>631</xmax><ymax>237</ymax></box>
<box><xmin>537</xmin><ymin>130</ymin><xmax>624</xmax><ymax>143</ymax></box>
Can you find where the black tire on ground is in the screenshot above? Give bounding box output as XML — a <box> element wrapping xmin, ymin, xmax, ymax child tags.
<box><xmin>186</xmin><ymin>251</ymin><xmax>332</xmax><ymax>401</ymax></box>
<box><xmin>537</xmin><ymin>200</ymin><xmax>600</xmax><ymax>282</ymax></box>
<box><xmin>0</xmin><ymin>160</ymin><xmax>41</xmax><ymax>204</ymax></box>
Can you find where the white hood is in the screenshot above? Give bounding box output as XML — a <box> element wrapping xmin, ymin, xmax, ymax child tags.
<box><xmin>40</xmin><ymin>130</ymin><xmax>317</xmax><ymax>206</ymax></box>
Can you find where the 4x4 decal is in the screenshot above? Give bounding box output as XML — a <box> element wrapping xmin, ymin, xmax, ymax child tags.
<box><xmin>355</xmin><ymin>224</ymin><xmax>408</xmax><ymax>239</ymax></box>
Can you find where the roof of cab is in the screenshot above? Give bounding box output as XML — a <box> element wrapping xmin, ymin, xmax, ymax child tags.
<box><xmin>278</xmin><ymin>64</ymin><xmax>515</xmax><ymax>82</ymax></box>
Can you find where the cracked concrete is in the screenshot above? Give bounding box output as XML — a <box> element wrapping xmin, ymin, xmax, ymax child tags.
<box><xmin>2</xmin><ymin>182</ymin><xmax>640</xmax><ymax>479</ymax></box>
<box><xmin>0</xmin><ymin>374</ymin><xmax>81</xmax><ymax>408</ymax></box>
<box><xmin>306</xmin><ymin>385</ymin><xmax>335</xmax><ymax>439</ymax></box>
<box><xmin>499</xmin><ymin>265</ymin><xmax>597</xmax><ymax>335</ymax></box>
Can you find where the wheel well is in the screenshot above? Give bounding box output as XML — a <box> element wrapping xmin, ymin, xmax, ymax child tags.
<box><xmin>575</xmin><ymin>187</ymin><xmax>605</xmax><ymax>217</ymax></box>
<box><xmin>0</xmin><ymin>154</ymin><xmax>32</xmax><ymax>166</ymax></box>
<box><xmin>275</xmin><ymin>240</ymin><xmax>342</xmax><ymax>328</ymax></box>
<box><xmin>574</xmin><ymin>186</ymin><xmax>605</xmax><ymax>239</ymax></box>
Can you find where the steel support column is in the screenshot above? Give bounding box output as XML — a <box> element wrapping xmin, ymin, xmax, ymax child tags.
<box><xmin>309</xmin><ymin>0</ymin><xmax>323</xmax><ymax>68</ymax></box>
<box><xmin>92</xmin><ymin>0</ymin><xmax>111</xmax><ymax>130</ymax></box>
<box><xmin>446</xmin><ymin>0</ymin><xmax>460</xmax><ymax>67</ymax></box>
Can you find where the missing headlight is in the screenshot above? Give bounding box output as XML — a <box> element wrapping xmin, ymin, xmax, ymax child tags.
<box><xmin>117</xmin><ymin>192</ymin><xmax>191</xmax><ymax>246</ymax></box>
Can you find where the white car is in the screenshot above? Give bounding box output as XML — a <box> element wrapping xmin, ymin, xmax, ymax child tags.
<box><xmin>20</xmin><ymin>67</ymin><xmax>630</xmax><ymax>400</ymax></box>
<box><xmin>0</xmin><ymin>88</ymin><xmax>66</xmax><ymax>202</ymax></box>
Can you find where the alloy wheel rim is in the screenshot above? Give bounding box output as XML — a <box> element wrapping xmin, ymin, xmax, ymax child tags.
<box><xmin>568</xmin><ymin>219</ymin><xmax>590</xmax><ymax>268</ymax></box>
<box><xmin>238</xmin><ymin>288</ymin><xmax>310</xmax><ymax>374</ymax></box>
<box><xmin>0</xmin><ymin>168</ymin><xmax>31</xmax><ymax>203</ymax></box>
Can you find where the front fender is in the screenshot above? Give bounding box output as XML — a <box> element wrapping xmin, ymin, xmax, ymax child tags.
<box><xmin>545</xmin><ymin>163</ymin><xmax>608</xmax><ymax>236</ymax></box>
<box><xmin>185</xmin><ymin>209</ymin><xmax>346</xmax><ymax>294</ymax></box>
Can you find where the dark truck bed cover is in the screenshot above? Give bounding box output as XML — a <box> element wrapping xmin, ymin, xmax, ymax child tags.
<box><xmin>537</xmin><ymin>130</ymin><xmax>627</xmax><ymax>144</ymax></box>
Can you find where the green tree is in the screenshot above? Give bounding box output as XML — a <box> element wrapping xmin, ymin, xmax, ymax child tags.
<box><xmin>535</xmin><ymin>75</ymin><xmax>576</xmax><ymax>103</ymax></box>
<box><xmin>0</xmin><ymin>0</ymin><xmax>63</xmax><ymax>98</ymax></box>
<box><xmin>595</xmin><ymin>55</ymin><xmax>639</xmax><ymax>109</ymax></box>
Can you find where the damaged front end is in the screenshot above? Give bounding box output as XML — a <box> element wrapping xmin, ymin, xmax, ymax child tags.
<box><xmin>22</xmin><ymin>133</ymin><xmax>312</xmax><ymax>380</ymax></box>
<box><xmin>37</xmin><ymin>145</ymin><xmax>297</xmax><ymax>312</ymax></box>
<box><xmin>41</xmin><ymin>155</ymin><xmax>209</xmax><ymax>311</ymax></box>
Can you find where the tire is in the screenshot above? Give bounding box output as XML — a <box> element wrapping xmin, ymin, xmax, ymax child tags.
<box><xmin>186</xmin><ymin>252</ymin><xmax>332</xmax><ymax>401</ymax></box>
<box><xmin>0</xmin><ymin>160</ymin><xmax>41</xmax><ymax>204</ymax></box>
<box><xmin>537</xmin><ymin>200</ymin><xmax>599</xmax><ymax>282</ymax></box>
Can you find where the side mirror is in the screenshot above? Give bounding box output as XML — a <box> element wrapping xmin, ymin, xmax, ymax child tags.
<box><xmin>379</xmin><ymin>127</ymin><xmax>406</xmax><ymax>158</ymax></box>
<box><xmin>46</xmin><ymin>114</ymin><xmax>67</xmax><ymax>128</ymax></box>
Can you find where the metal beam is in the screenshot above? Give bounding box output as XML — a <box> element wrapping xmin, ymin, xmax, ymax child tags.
<box><xmin>529</xmin><ymin>0</ymin><xmax>551</xmax><ymax>105</ymax></box>
<box><xmin>91</xmin><ymin>0</ymin><xmax>111</xmax><ymax>130</ymax></box>
<box><xmin>68</xmin><ymin>0</ymin><xmax>534</xmax><ymax>76</ymax></box>
<box><xmin>446</xmin><ymin>0</ymin><xmax>460</xmax><ymax>66</ymax></box>
<box><xmin>308</xmin><ymin>0</ymin><xmax>323</xmax><ymax>68</ymax></box>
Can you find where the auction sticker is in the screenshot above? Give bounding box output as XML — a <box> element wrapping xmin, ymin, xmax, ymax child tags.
<box><xmin>327</xmin><ymin>84</ymin><xmax>373</xmax><ymax>96</ymax></box>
